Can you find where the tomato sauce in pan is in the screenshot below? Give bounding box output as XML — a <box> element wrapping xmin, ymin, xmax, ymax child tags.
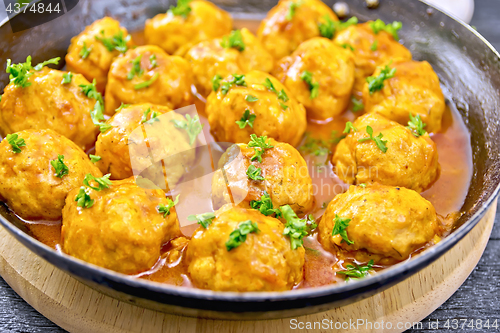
<box><xmin>15</xmin><ymin>22</ymin><xmax>473</xmax><ymax>289</ymax></box>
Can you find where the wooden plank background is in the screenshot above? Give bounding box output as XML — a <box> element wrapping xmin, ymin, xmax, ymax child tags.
<box><xmin>0</xmin><ymin>0</ymin><xmax>499</xmax><ymax>331</ymax></box>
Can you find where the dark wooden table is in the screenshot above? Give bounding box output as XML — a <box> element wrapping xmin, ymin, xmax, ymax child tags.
<box><xmin>1</xmin><ymin>1</ymin><xmax>499</xmax><ymax>332</ymax></box>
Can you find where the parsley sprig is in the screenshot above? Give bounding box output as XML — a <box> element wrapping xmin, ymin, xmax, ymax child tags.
<box><xmin>169</xmin><ymin>0</ymin><xmax>192</xmax><ymax>19</ymax></box>
<box><xmin>343</xmin><ymin>121</ymin><xmax>358</xmax><ymax>134</ymax></box>
<box><xmin>235</xmin><ymin>110</ymin><xmax>256</xmax><ymax>129</ymax></box>
<box><xmin>140</xmin><ymin>108</ymin><xmax>159</xmax><ymax>125</ymax></box>
<box><xmin>318</xmin><ymin>16</ymin><xmax>358</xmax><ymax>39</ymax></box>
<box><xmin>369</xmin><ymin>19</ymin><xmax>403</xmax><ymax>40</ymax></box>
<box><xmin>158</xmin><ymin>195</ymin><xmax>179</xmax><ymax>217</ymax></box>
<box><xmin>337</xmin><ymin>260</ymin><xmax>374</xmax><ymax>281</ymax></box>
<box><xmin>299</xmin><ymin>133</ymin><xmax>330</xmax><ymax>156</ymax></box>
<box><xmin>220</xmin><ymin>74</ymin><xmax>247</xmax><ymax>95</ymax></box>
<box><xmin>79</xmin><ymin>42</ymin><xmax>93</xmax><ymax>59</ymax></box>
<box><xmin>220</xmin><ymin>30</ymin><xmax>246</xmax><ymax>51</ymax></box>
<box><xmin>263</xmin><ymin>78</ymin><xmax>289</xmax><ymax>110</ymax></box>
<box><xmin>407</xmin><ymin>113</ymin><xmax>427</xmax><ymax>137</ymax></box>
<box><xmin>89</xmin><ymin>101</ymin><xmax>112</xmax><ymax>133</ymax></box>
<box><xmin>285</xmin><ymin>0</ymin><xmax>303</xmax><ymax>21</ymax></box>
<box><xmin>75</xmin><ymin>187</ymin><xmax>94</xmax><ymax>208</ymax></box>
<box><xmin>127</xmin><ymin>55</ymin><xmax>144</xmax><ymax>80</ymax></box>
<box><xmin>5</xmin><ymin>134</ymin><xmax>26</xmax><ymax>153</ymax></box>
<box><xmin>95</xmin><ymin>30</ymin><xmax>130</xmax><ymax>53</ymax></box>
<box><xmin>332</xmin><ymin>214</ymin><xmax>354</xmax><ymax>245</ymax></box>
<box><xmin>75</xmin><ymin>173</ymin><xmax>112</xmax><ymax>208</ymax></box>
<box><xmin>248</xmin><ymin>134</ymin><xmax>273</xmax><ymax>163</ymax></box>
<box><xmin>51</xmin><ymin>154</ymin><xmax>69</xmax><ymax>178</ymax></box>
<box><xmin>358</xmin><ymin>126</ymin><xmax>388</xmax><ymax>153</ymax></box>
<box><xmin>149</xmin><ymin>54</ymin><xmax>158</xmax><ymax>68</ymax></box>
<box><xmin>351</xmin><ymin>96</ymin><xmax>364</xmax><ymax>112</ymax></box>
<box><xmin>226</xmin><ymin>220</ymin><xmax>260</xmax><ymax>251</ymax></box>
<box><xmin>188</xmin><ymin>212</ymin><xmax>216</xmax><ymax>229</ymax></box>
<box><xmin>171</xmin><ymin>114</ymin><xmax>203</xmax><ymax>145</ymax></box>
<box><xmin>6</xmin><ymin>56</ymin><xmax>60</xmax><ymax>88</ymax></box>
<box><xmin>280</xmin><ymin>205</ymin><xmax>308</xmax><ymax>250</ymax></box>
<box><xmin>89</xmin><ymin>154</ymin><xmax>101</xmax><ymax>163</ymax></box>
<box><xmin>61</xmin><ymin>72</ymin><xmax>73</xmax><ymax>84</ymax></box>
<box><xmin>212</xmin><ymin>74</ymin><xmax>222</xmax><ymax>91</ymax></box>
<box><xmin>250</xmin><ymin>192</ymin><xmax>282</xmax><ymax>217</ymax></box>
<box><xmin>246</xmin><ymin>164</ymin><xmax>265</xmax><ymax>181</ymax></box>
<box><xmin>300</xmin><ymin>71</ymin><xmax>319</xmax><ymax>99</ymax></box>
<box><xmin>366</xmin><ymin>65</ymin><xmax>396</xmax><ymax>94</ymax></box>
<box><xmin>79</xmin><ymin>79</ymin><xmax>104</xmax><ymax>105</ymax></box>
<box><xmin>134</xmin><ymin>73</ymin><xmax>159</xmax><ymax>90</ymax></box>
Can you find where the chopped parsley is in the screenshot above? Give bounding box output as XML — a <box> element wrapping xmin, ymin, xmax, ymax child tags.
<box><xmin>318</xmin><ymin>16</ymin><xmax>358</xmax><ymax>39</ymax></box>
<box><xmin>140</xmin><ymin>108</ymin><xmax>159</xmax><ymax>124</ymax></box>
<box><xmin>332</xmin><ymin>214</ymin><xmax>354</xmax><ymax>245</ymax></box>
<box><xmin>79</xmin><ymin>42</ymin><xmax>93</xmax><ymax>59</ymax></box>
<box><xmin>246</xmin><ymin>164</ymin><xmax>265</xmax><ymax>181</ymax></box>
<box><xmin>248</xmin><ymin>134</ymin><xmax>274</xmax><ymax>163</ymax></box>
<box><xmin>226</xmin><ymin>220</ymin><xmax>260</xmax><ymax>251</ymax></box>
<box><xmin>280</xmin><ymin>205</ymin><xmax>308</xmax><ymax>250</ymax></box>
<box><xmin>188</xmin><ymin>212</ymin><xmax>216</xmax><ymax>229</ymax></box>
<box><xmin>220</xmin><ymin>30</ymin><xmax>246</xmax><ymax>51</ymax></box>
<box><xmin>250</xmin><ymin>192</ymin><xmax>282</xmax><ymax>217</ymax></box>
<box><xmin>75</xmin><ymin>186</ymin><xmax>94</xmax><ymax>208</ymax></box>
<box><xmin>158</xmin><ymin>195</ymin><xmax>179</xmax><ymax>217</ymax></box>
<box><xmin>245</xmin><ymin>95</ymin><xmax>258</xmax><ymax>102</ymax></box>
<box><xmin>171</xmin><ymin>114</ymin><xmax>203</xmax><ymax>145</ymax></box>
<box><xmin>79</xmin><ymin>79</ymin><xmax>104</xmax><ymax>105</ymax></box>
<box><xmin>169</xmin><ymin>0</ymin><xmax>192</xmax><ymax>19</ymax></box>
<box><xmin>337</xmin><ymin>260</ymin><xmax>374</xmax><ymax>281</ymax></box>
<box><xmin>95</xmin><ymin>30</ymin><xmax>130</xmax><ymax>53</ymax></box>
<box><xmin>351</xmin><ymin>96</ymin><xmax>364</xmax><ymax>112</ymax></box>
<box><xmin>263</xmin><ymin>78</ymin><xmax>289</xmax><ymax>109</ymax></box>
<box><xmin>5</xmin><ymin>134</ymin><xmax>26</xmax><ymax>153</ymax></box>
<box><xmin>6</xmin><ymin>56</ymin><xmax>60</xmax><ymax>88</ymax></box>
<box><xmin>51</xmin><ymin>154</ymin><xmax>69</xmax><ymax>178</ymax></box>
<box><xmin>134</xmin><ymin>72</ymin><xmax>160</xmax><ymax>90</ymax></box>
<box><xmin>369</xmin><ymin>19</ymin><xmax>403</xmax><ymax>40</ymax></box>
<box><xmin>340</xmin><ymin>43</ymin><xmax>355</xmax><ymax>51</ymax></box>
<box><xmin>358</xmin><ymin>125</ymin><xmax>388</xmax><ymax>153</ymax></box>
<box><xmin>61</xmin><ymin>72</ymin><xmax>73</xmax><ymax>84</ymax></box>
<box><xmin>359</xmin><ymin>183</ymin><xmax>367</xmax><ymax>188</ymax></box>
<box><xmin>127</xmin><ymin>55</ymin><xmax>144</xmax><ymax>80</ymax></box>
<box><xmin>300</xmin><ymin>71</ymin><xmax>320</xmax><ymax>99</ymax></box>
<box><xmin>235</xmin><ymin>110</ymin><xmax>256</xmax><ymax>129</ymax></box>
<box><xmin>212</xmin><ymin>74</ymin><xmax>222</xmax><ymax>91</ymax></box>
<box><xmin>407</xmin><ymin>113</ymin><xmax>427</xmax><ymax>137</ymax></box>
<box><xmin>285</xmin><ymin>0</ymin><xmax>303</xmax><ymax>21</ymax></box>
<box><xmin>89</xmin><ymin>101</ymin><xmax>112</xmax><ymax>133</ymax></box>
<box><xmin>299</xmin><ymin>133</ymin><xmax>329</xmax><ymax>156</ymax></box>
<box><xmin>115</xmin><ymin>103</ymin><xmax>130</xmax><ymax>112</ymax></box>
<box><xmin>149</xmin><ymin>54</ymin><xmax>158</xmax><ymax>68</ymax></box>
<box><xmin>370</xmin><ymin>40</ymin><xmax>379</xmax><ymax>51</ymax></box>
<box><xmin>366</xmin><ymin>65</ymin><xmax>396</xmax><ymax>94</ymax></box>
<box><xmin>89</xmin><ymin>154</ymin><xmax>101</xmax><ymax>163</ymax></box>
<box><xmin>343</xmin><ymin>121</ymin><xmax>358</xmax><ymax>134</ymax></box>
<box><xmin>83</xmin><ymin>173</ymin><xmax>112</xmax><ymax>191</ymax></box>
<box><xmin>220</xmin><ymin>74</ymin><xmax>247</xmax><ymax>95</ymax></box>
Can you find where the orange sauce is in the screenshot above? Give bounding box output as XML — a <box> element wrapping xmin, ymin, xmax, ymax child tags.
<box><xmin>17</xmin><ymin>21</ymin><xmax>473</xmax><ymax>289</ymax></box>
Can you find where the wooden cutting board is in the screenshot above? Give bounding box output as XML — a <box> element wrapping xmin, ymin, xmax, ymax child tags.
<box><xmin>0</xmin><ymin>199</ymin><xmax>496</xmax><ymax>333</ymax></box>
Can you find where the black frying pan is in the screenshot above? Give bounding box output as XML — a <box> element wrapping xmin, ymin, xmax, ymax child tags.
<box><xmin>0</xmin><ymin>0</ymin><xmax>499</xmax><ymax>320</ymax></box>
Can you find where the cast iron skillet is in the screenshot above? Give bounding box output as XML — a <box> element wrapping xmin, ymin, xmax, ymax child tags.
<box><xmin>0</xmin><ymin>0</ymin><xmax>499</xmax><ymax>320</ymax></box>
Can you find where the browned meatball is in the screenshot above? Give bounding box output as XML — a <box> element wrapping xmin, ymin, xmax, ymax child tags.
<box><xmin>363</xmin><ymin>59</ymin><xmax>446</xmax><ymax>133</ymax></box>
<box><xmin>258</xmin><ymin>0</ymin><xmax>338</xmax><ymax>61</ymax></box>
<box><xmin>104</xmin><ymin>45</ymin><xmax>195</xmax><ymax>115</ymax></box>
<box><xmin>144</xmin><ymin>0</ymin><xmax>233</xmax><ymax>55</ymax></box>
<box><xmin>65</xmin><ymin>17</ymin><xmax>133</xmax><ymax>92</ymax></box>
<box><xmin>206</xmin><ymin>71</ymin><xmax>306</xmax><ymax>146</ymax></box>
<box><xmin>332</xmin><ymin>113</ymin><xmax>440</xmax><ymax>192</ymax></box>
<box><xmin>62</xmin><ymin>177</ymin><xmax>181</xmax><ymax>274</ymax></box>
<box><xmin>333</xmin><ymin>21</ymin><xmax>412</xmax><ymax>92</ymax></box>
<box><xmin>318</xmin><ymin>184</ymin><xmax>439</xmax><ymax>262</ymax></box>
<box><xmin>212</xmin><ymin>138</ymin><xmax>314</xmax><ymax>215</ymax></box>
<box><xmin>186</xmin><ymin>204</ymin><xmax>305</xmax><ymax>291</ymax></box>
<box><xmin>273</xmin><ymin>37</ymin><xmax>355</xmax><ymax>120</ymax></box>
<box><xmin>0</xmin><ymin>129</ymin><xmax>102</xmax><ymax>220</ymax></box>
<box><xmin>185</xmin><ymin>28</ymin><xmax>274</xmax><ymax>97</ymax></box>
<box><xmin>0</xmin><ymin>67</ymin><xmax>99</xmax><ymax>151</ymax></box>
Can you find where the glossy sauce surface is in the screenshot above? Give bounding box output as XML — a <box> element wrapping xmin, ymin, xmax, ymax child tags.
<box><xmin>20</xmin><ymin>21</ymin><xmax>473</xmax><ymax>289</ymax></box>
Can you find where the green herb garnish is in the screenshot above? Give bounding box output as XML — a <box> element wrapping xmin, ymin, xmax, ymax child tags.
<box><xmin>358</xmin><ymin>125</ymin><xmax>388</xmax><ymax>153</ymax></box>
<box><xmin>171</xmin><ymin>114</ymin><xmax>203</xmax><ymax>145</ymax></box>
<box><xmin>245</xmin><ymin>95</ymin><xmax>258</xmax><ymax>102</ymax></box>
<box><xmin>226</xmin><ymin>220</ymin><xmax>260</xmax><ymax>251</ymax></box>
<box><xmin>246</xmin><ymin>164</ymin><xmax>265</xmax><ymax>181</ymax></box>
<box><xmin>75</xmin><ymin>186</ymin><xmax>94</xmax><ymax>208</ymax></box>
<box><xmin>235</xmin><ymin>110</ymin><xmax>256</xmax><ymax>129</ymax></box>
<box><xmin>149</xmin><ymin>54</ymin><xmax>158</xmax><ymax>68</ymax></box>
<box><xmin>285</xmin><ymin>0</ymin><xmax>303</xmax><ymax>21</ymax></box>
<box><xmin>158</xmin><ymin>195</ymin><xmax>179</xmax><ymax>217</ymax></box>
<box><xmin>212</xmin><ymin>74</ymin><xmax>222</xmax><ymax>91</ymax></box>
<box><xmin>340</xmin><ymin>43</ymin><xmax>355</xmax><ymax>51</ymax></box>
<box><xmin>281</xmin><ymin>205</ymin><xmax>308</xmax><ymax>250</ymax></box>
<box><xmin>370</xmin><ymin>40</ymin><xmax>379</xmax><ymax>51</ymax></box>
<box><xmin>248</xmin><ymin>134</ymin><xmax>273</xmax><ymax>163</ymax></box>
<box><xmin>250</xmin><ymin>192</ymin><xmax>282</xmax><ymax>217</ymax></box>
<box><xmin>61</xmin><ymin>72</ymin><xmax>73</xmax><ymax>84</ymax></box>
<box><xmin>351</xmin><ymin>96</ymin><xmax>364</xmax><ymax>112</ymax></box>
<box><xmin>300</xmin><ymin>133</ymin><xmax>329</xmax><ymax>156</ymax></box>
<box><xmin>318</xmin><ymin>16</ymin><xmax>358</xmax><ymax>39</ymax></box>
<box><xmin>407</xmin><ymin>113</ymin><xmax>427</xmax><ymax>137</ymax></box>
<box><xmin>95</xmin><ymin>30</ymin><xmax>130</xmax><ymax>53</ymax></box>
<box><xmin>220</xmin><ymin>30</ymin><xmax>246</xmax><ymax>51</ymax></box>
<box><xmin>366</xmin><ymin>65</ymin><xmax>396</xmax><ymax>94</ymax></box>
<box><xmin>134</xmin><ymin>72</ymin><xmax>160</xmax><ymax>90</ymax></box>
<box><xmin>141</xmin><ymin>108</ymin><xmax>159</xmax><ymax>125</ymax></box>
<box><xmin>343</xmin><ymin>121</ymin><xmax>358</xmax><ymax>134</ymax></box>
<box><xmin>5</xmin><ymin>56</ymin><xmax>60</xmax><ymax>88</ymax></box>
<box><xmin>300</xmin><ymin>71</ymin><xmax>320</xmax><ymax>99</ymax></box>
<box><xmin>332</xmin><ymin>214</ymin><xmax>354</xmax><ymax>245</ymax></box>
<box><xmin>51</xmin><ymin>154</ymin><xmax>69</xmax><ymax>178</ymax></box>
<box><xmin>337</xmin><ymin>260</ymin><xmax>374</xmax><ymax>280</ymax></box>
<box><xmin>369</xmin><ymin>19</ymin><xmax>403</xmax><ymax>40</ymax></box>
<box><xmin>89</xmin><ymin>101</ymin><xmax>112</xmax><ymax>133</ymax></box>
<box><xmin>5</xmin><ymin>134</ymin><xmax>25</xmax><ymax>153</ymax></box>
<box><xmin>115</xmin><ymin>103</ymin><xmax>130</xmax><ymax>112</ymax></box>
<box><xmin>89</xmin><ymin>154</ymin><xmax>101</xmax><ymax>163</ymax></box>
<box><xmin>83</xmin><ymin>173</ymin><xmax>112</xmax><ymax>191</ymax></box>
<box><xmin>188</xmin><ymin>212</ymin><xmax>216</xmax><ymax>228</ymax></box>
<box><xmin>127</xmin><ymin>55</ymin><xmax>144</xmax><ymax>80</ymax></box>
<box><xmin>220</xmin><ymin>74</ymin><xmax>247</xmax><ymax>95</ymax></box>
<box><xmin>168</xmin><ymin>0</ymin><xmax>192</xmax><ymax>18</ymax></box>
<box><xmin>79</xmin><ymin>42</ymin><xmax>93</xmax><ymax>59</ymax></box>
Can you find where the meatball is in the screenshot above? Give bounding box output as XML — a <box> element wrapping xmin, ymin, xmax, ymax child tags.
<box><xmin>363</xmin><ymin>59</ymin><xmax>446</xmax><ymax>133</ymax></box>
<box><xmin>212</xmin><ymin>138</ymin><xmax>314</xmax><ymax>215</ymax></box>
<box><xmin>333</xmin><ymin>22</ymin><xmax>412</xmax><ymax>92</ymax></box>
<box><xmin>65</xmin><ymin>17</ymin><xmax>133</xmax><ymax>92</ymax></box>
<box><xmin>62</xmin><ymin>177</ymin><xmax>181</xmax><ymax>274</ymax></box>
<box><xmin>206</xmin><ymin>71</ymin><xmax>306</xmax><ymax>146</ymax></box>
<box><xmin>318</xmin><ymin>184</ymin><xmax>438</xmax><ymax>261</ymax></box>
<box><xmin>0</xmin><ymin>129</ymin><xmax>102</xmax><ymax>220</ymax></box>
<box><xmin>332</xmin><ymin>113</ymin><xmax>440</xmax><ymax>192</ymax></box>
<box><xmin>273</xmin><ymin>37</ymin><xmax>355</xmax><ymax>120</ymax></box>
<box><xmin>144</xmin><ymin>0</ymin><xmax>233</xmax><ymax>56</ymax></box>
<box><xmin>0</xmin><ymin>68</ymin><xmax>99</xmax><ymax>151</ymax></box>
<box><xmin>186</xmin><ymin>204</ymin><xmax>305</xmax><ymax>291</ymax></box>
<box><xmin>257</xmin><ymin>0</ymin><xmax>338</xmax><ymax>61</ymax></box>
<box><xmin>185</xmin><ymin>28</ymin><xmax>274</xmax><ymax>97</ymax></box>
<box><xmin>95</xmin><ymin>103</ymin><xmax>196</xmax><ymax>189</ymax></box>
<box><xmin>104</xmin><ymin>45</ymin><xmax>195</xmax><ymax>115</ymax></box>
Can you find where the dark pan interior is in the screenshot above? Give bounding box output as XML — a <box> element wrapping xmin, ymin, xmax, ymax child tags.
<box><xmin>0</xmin><ymin>0</ymin><xmax>500</xmax><ymax>320</ymax></box>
